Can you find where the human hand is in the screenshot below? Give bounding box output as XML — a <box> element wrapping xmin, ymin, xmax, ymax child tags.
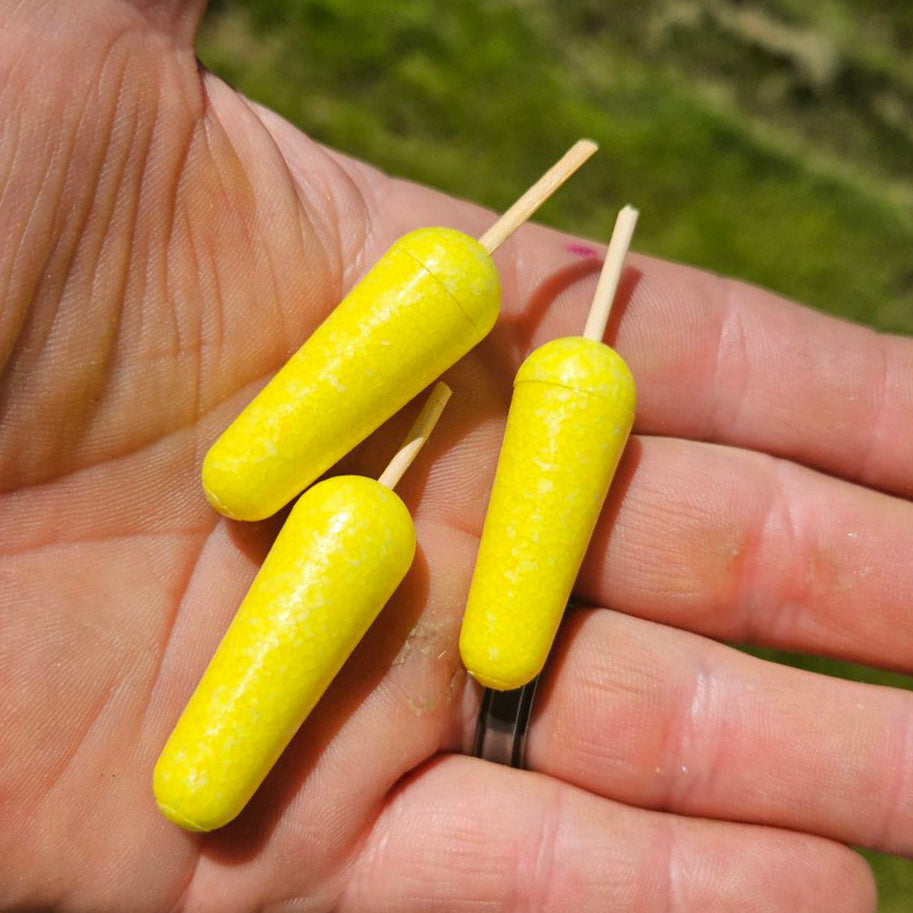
<box><xmin>1</xmin><ymin>2</ymin><xmax>910</xmax><ymax>910</ymax></box>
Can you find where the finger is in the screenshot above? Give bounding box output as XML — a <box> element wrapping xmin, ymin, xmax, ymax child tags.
<box><xmin>527</xmin><ymin>608</ymin><xmax>913</xmax><ymax>857</ymax></box>
<box><xmin>409</xmin><ymin>411</ymin><xmax>913</xmax><ymax>672</ymax></box>
<box><xmin>214</xmin><ymin>104</ymin><xmax>913</xmax><ymax>502</ymax></box>
<box><xmin>575</xmin><ymin>434</ymin><xmax>913</xmax><ymax>671</ymax></box>
<box><xmin>312</xmin><ymin>166</ymin><xmax>913</xmax><ymax>497</ymax></box>
<box><xmin>619</xmin><ymin>256</ymin><xmax>913</xmax><ymax>499</ymax></box>
<box><xmin>5</xmin><ymin>1</ymin><xmax>210</xmax><ymax>46</ymax></box>
<box><xmin>342</xmin><ymin>755</ymin><xmax>874</xmax><ymax>913</ymax></box>
<box><xmin>479</xmin><ymin>225</ymin><xmax>913</xmax><ymax>499</ymax></box>
<box><xmin>127</xmin><ymin>1</ymin><xmax>208</xmax><ymax>46</ymax></box>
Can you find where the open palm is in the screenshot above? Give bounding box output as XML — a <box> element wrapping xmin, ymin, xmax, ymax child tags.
<box><xmin>3</xmin><ymin>3</ymin><xmax>912</xmax><ymax>911</ymax></box>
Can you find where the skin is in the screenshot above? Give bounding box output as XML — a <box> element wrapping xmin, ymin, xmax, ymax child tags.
<box><xmin>1</xmin><ymin>1</ymin><xmax>911</xmax><ymax>910</ymax></box>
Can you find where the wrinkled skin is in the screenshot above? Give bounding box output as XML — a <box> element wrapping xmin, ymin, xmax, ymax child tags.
<box><xmin>2</xmin><ymin>3</ymin><xmax>912</xmax><ymax>911</ymax></box>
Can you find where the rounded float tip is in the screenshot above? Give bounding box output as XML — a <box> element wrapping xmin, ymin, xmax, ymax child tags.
<box><xmin>459</xmin><ymin>635</ymin><xmax>540</xmax><ymax>692</ymax></box>
<box><xmin>201</xmin><ymin>452</ymin><xmax>274</xmax><ymax>522</ymax></box>
<box><xmin>156</xmin><ymin>800</ymin><xmax>210</xmax><ymax>833</ymax></box>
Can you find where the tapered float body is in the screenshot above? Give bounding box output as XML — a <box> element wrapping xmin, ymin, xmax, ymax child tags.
<box><xmin>460</xmin><ymin>337</ymin><xmax>636</xmax><ymax>690</ymax></box>
<box><xmin>202</xmin><ymin>229</ymin><xmax>500</xmax><ymax>521</ymax></box>
<box><xmin>154</xmin><ymin>475</ymin><xmax>415</xmax><ymax>831</ymax></box>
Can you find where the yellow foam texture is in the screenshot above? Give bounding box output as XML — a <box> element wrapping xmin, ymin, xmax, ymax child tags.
<box><xmin>202</xmin><ymin>228</ymin><xmax>500</xmax><ymax>521</ymax></box>
<box><xmin>460</xmin><ymin>337</ymin><xmax>636</xmax><ymax>690</ymax></box>
<box><xmin>154</xmin><ymin>476</ymin><xmax>415</xmax><ymax>831</ymax></box>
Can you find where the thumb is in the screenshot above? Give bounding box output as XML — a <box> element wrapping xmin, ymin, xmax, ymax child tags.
<box><xmin>2</xmin><ymin>0</ymin><xmax>209</xmax><ymax>47</ymax></box>
<box><xmin>127</xmin><ymin>1</ymin><xmax>209</xmax><ymax>45</ymax></box>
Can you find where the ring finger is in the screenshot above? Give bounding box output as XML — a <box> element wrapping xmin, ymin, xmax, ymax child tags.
<box><xmin>345</xmin><ymin>755</ymin><xmax>875</xmax><ymax>913</ymax></box>
<box><xmin>526</xmin><ymin>607</ymin><xmax>913</xmax><ymax>856</ymax></box>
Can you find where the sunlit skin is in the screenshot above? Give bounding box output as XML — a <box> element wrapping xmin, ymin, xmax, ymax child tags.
<box><xmin>3</xmin><ymin>2</ymin><xmax>913</xmax><ymax>911</ymax></box>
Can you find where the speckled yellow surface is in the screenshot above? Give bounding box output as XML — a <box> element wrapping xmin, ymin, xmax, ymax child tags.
<box><xmin>460</xmin><ymin>337</ymin><xmax>636</xmax><ymax>690</ymax></box>
<box><xmin>154</xmin><ymin>476</ymin><xmax>415</xmax><ymax>831</ymax></box>
<box><xmin>202</xmin><ymin>228</ymin><xmax>500</xmax><ymax>521</ymax></box>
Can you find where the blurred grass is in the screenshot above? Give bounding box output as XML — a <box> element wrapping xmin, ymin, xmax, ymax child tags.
<box><xmin>196</xmin><ymin>1</ymin><xmax>913</xmax><ymax>908</ymax></box>
<box><xmin>198</xmin><ymin>0</ymin><xmax>913</xmax><ymax>333</ymax></box>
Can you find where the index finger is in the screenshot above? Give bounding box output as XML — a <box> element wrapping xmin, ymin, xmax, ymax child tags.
<box><xmin>499</xmin><ymin>233</ymin><xmax>913</xmax><ymax>499</ymax></box>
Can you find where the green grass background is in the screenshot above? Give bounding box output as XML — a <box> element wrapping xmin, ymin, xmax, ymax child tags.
<box><xmin>195</xmin><ymin>1</ymin><xmax>913</xmax><ymax>907</ymax></box>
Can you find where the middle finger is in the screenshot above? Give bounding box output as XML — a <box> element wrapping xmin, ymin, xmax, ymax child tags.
<box><xmin>579</xmin><ymin>434</ymin><xmax>913</xmax><ymax>671</ymax></box>
<box><xmin>420</xmin><ymin>430</ymin><xmax>913</xmax><ymax>672</ymax></box>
